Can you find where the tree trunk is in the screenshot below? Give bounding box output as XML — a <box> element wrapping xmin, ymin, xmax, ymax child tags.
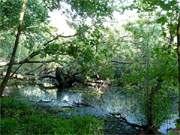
<box><xmin>144</xmin><ymin>31</ymin><xmax>155</xmax><ymax>133</ymax></box>
<box><xmin>0</xmin><ymin>0</ymin><xmax>28</xmax><ymax>96</ymax></box>
<box><xmin>147</xmin><ymin>89</ymin><xmax>153</xmax><ymax>131</ymax></box>
<box><xmin>177</xmin><ymin>14</ymin><xmax>180</xmax><ymax>120</ymax></box>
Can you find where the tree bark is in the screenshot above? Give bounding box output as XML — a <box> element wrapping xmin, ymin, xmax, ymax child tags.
<box><xmin>177</xmin><ymin>14</ymin><xmax>180</xmax><ymax>120</ymax></box>
<box><xmin>144</xmin><ymin>30</ymin><xmax>154</xmax><ymax>133</ymax></box>
<box><xmin>0</xmin><ymin>0</ymin><xmax>28</xmax><ymax>96</ymax></box>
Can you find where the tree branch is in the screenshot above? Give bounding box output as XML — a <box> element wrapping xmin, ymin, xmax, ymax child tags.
<box><xmin>0</xmin><ymin>34</ymin><xmax>77</xmax><ymax>67</ymax></box>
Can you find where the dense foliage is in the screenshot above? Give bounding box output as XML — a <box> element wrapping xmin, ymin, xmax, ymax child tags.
<box><xmin>0</xmin><ymin>0</ymin><xmax>180</xmax><ymax>134</ymax></box>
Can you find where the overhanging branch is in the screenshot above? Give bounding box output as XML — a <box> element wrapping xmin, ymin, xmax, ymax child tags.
<box><xmin>0</xmin><ymin>33</ymin><xmax>77</xmax><ymax>68</ymax></box>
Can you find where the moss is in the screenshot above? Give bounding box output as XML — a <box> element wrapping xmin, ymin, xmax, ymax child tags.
<box><xmin>0</xmin><ymin>97</ymin><xmax>104</xmax><ymax>135</ymax></box>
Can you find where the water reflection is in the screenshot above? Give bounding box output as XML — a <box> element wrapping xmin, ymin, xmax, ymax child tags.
<box><xmin>13</xmin><ymin>85</ymin><xmax>178</xmax><ymax>134</ymax></box>
<box><xmin>20</xmin><ymin>85</ymin><xmax>57</xmax><ymax>101</ymax></box>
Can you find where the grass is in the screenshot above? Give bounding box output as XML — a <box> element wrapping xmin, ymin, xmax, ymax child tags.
<box><xmin>0</xmin><ymin>97</ymin><xmax>104</xmax><ymax>135</ymax></box>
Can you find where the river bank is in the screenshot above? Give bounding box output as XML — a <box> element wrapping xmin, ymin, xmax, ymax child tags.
<box><xmin>0</xmin><ymin>97</ymin><xmax>104</xmax><ymax>135</ymax></box>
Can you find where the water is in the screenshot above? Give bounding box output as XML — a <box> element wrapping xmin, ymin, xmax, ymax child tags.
<box><xmin>6</xmin><ymin>85</ymin><xmax>178</xmax><ymax>134</ymax></box>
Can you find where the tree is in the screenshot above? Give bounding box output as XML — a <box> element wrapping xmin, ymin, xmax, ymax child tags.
<box><xmin>177</xmin><ymin>14</ymin><xmax>180</xmax><ymax>122</ymax></box>
<box><xmin>131</xmin><ymin>0</ymin><xmax>180</xmax><ymax>123</ymax></box>
<box><xmin>116</xmin><ymin>20</ymin><xmax>178</xmax><ymax>132</ymax></box>
<box><xmin>0</xmin><ymin>0</ymin><xmax>114</xmax><ymax>95</ymax></box>
<box><xmin>0</xmin><ymin>0</ymin><xmax>28</xmax><ymax>96</ymax></box>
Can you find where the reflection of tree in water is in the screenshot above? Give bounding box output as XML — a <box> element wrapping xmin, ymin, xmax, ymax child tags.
<box><xmin>104</xmin><ymin>115</ymin><xmax>141</xmax><ymax>134</ymax></box>
<box><xmin>15</xmin><ymin>85</ymin><xmax>178</xmax><ymax>134</ymax></box>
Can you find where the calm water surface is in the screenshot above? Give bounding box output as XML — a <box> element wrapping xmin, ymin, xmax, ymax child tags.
<box><xmin>7</xmin><ymin>85</ymin><xmax>178</xmax><ymax>134</ymax></box>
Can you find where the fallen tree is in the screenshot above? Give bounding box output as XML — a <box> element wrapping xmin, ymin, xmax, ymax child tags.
<box><xmin>0</xmin><ymin>72</ymin><xmax>37</xmax><ymax>81</ymax></box>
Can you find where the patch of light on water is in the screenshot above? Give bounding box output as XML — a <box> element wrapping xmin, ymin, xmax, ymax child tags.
<box><xmin>40</xmin><ymin>92</ymin><xmax>84</xmax><ymax>108</ymax></box>
<box><xmin>20</xmin><ymin>86</ymin><xmax>57</xmax><ymax>102</ymax></box>
<box><xmin>62</xmin><ymin>95</ymin><xmax>69</xmax><ymax>102</ymax></box>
